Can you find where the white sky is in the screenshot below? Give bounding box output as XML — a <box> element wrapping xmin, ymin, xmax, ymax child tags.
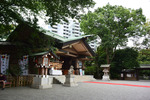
<box><xmin>93</xmin><ymin>0</ymin><xmax>150</xmax><ymax>19</ymax></box>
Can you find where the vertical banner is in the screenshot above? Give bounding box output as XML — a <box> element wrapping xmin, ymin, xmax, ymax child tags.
<box><xmin>0</xmin><ymin>54</ymin><xmax>9</xmax><ymax>74</ymax></box>
<box><xmin>6</xmin><ymin>55</ymin><xmax>10</xmax><ymax>70</ymax></box>
<box><xmin>22</xmin><ymin>55</ymin><xmax>28</xmax><ymax>75</ymax></box>
<box><xmin>18</xmin><ymin>55</ymin><xmax>29</xmax><ymax>75</ymax></box>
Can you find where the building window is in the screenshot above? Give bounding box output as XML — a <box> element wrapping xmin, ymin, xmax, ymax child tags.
<box><xmin>64</xmin><ymin>26</ymin><xmax>69</xmax><ymax>28</ymax></box>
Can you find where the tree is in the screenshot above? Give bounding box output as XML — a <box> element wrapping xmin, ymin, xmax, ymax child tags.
<box><xmin>0</xmin><ymin>0</ymin><xmax>95</xmax><ymax>39</ymax></box>
<box><xmin>137</xmin><ymin>49</ymin><xmax>150</xmax><ymax>78</ymax></box>
<box><xmin>141</xmin><ymin>20</ymin><xmax>150</xmax><ymax>49</ymax></box>
<box><xmin>80</xmin><ymin>4</ymin><xmax>147</xmax><ymax>64</ymax></box>
<box><xmin>0</xmin><ymin>24</ymin><xmax>15</xmax><ymax>40</ymax></box>
<box><xmin>111</xmin><ymin>48</ymin><xmax>139</xmax><ymax>79</ymax></box>
<box><xmin>138</xmin><ymin>49</ymin><xmax>150</xmax><ymax>64</ymax></box>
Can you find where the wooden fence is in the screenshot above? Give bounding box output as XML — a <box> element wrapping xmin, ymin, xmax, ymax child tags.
<box><xmin>6</xmin><ymin>75</ymin><xmax>34</xmax><ymax>87</ymax></box>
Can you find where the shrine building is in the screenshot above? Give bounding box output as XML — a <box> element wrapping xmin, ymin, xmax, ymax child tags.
<box><xmin>2</xmin><ymin>23</ymin><xmax>95</xmax><ymax>76</ymax></box>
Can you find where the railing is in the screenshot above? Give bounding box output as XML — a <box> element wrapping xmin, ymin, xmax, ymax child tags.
<box><xmin>6</xmin><ymin>75</ymin><xmax>34</xmax><ymax>87</ymax></box>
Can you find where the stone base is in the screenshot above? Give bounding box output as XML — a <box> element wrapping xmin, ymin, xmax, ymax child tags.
<box><xmin>102</xmin><ymin>75</ymin><xmax>110</xmax><ymax>81</ymax></box>
<box><xmin>31</xmin><ymin>76</ymin><xmax>53</xmax><ymax>89</ymax></box>
<box><xmin>64</xmin><ymin>75</ymin><xmax>78</xmax><ymax>87</ymax></box>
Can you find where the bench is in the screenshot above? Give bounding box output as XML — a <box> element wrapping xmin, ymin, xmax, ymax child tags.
<box><xmin>0</xmin><ymin>81</ymin><xmax>12</xmax><ymax>88</ymax></box>
<box><xmin>5</xmin><ymin>82</ymin><xmax>12</xmax><ymax>88</ymax></box>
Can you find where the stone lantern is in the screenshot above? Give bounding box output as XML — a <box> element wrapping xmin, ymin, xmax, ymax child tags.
<box><xmin>101</xmin><ymin>64</ymin><xmax>110</xmax><ymax>81</ymax></box>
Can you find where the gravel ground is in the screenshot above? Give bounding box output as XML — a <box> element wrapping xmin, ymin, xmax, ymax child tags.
<box><xmin>0</xmin><ymin>80</ymin><xmax>150</xmax><ymax>100</ymax></box>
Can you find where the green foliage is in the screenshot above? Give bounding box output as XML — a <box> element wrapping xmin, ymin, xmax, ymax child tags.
<box><xmin>0</xmin><ymin>0</ymin><xmax>95</xmax><ymax>39</ymax></box>
<box><xmin>80</xmin><ymin>4</ymin><xmax>147</xmax><ymax>63</ymax></box>
<box><xmin>84</xmin><ymin>49</ymin><xmax>105</xmax><ymax>78</ymax></box>
<box><xmin>138</xmin><ymin>49</ymin><xmax>150</xmax><ymax>78</ymax></box>
<box><xmin>111</xmin><ymin>48</ymin><xmax>139</xmax><ymax>79</ymax></box>
<box><xmin>0</xmin><ymin>24</ymin><xmax>16</xmax><ymax>40</ymax></box>
<box><xmin>141</xmin><ymin>21</ymin><xmax>150</xmax><ymax>49</ymax></box>
<box><xmin>140</xmin><ymin>70</ymin><xmax>150</xmax><ymax>78</ymax></box>
<box><xmin>138</xmin><ymin>49</ymin><xmax>150</xmax><ymax>64</ymax></box>
<box><xmin>85</xmin><ymin>66</ymin><xmax>95</xmax><ymax>75</ymax></box>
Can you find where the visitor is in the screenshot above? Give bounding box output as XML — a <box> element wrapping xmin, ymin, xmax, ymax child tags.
<box><xmin>0</xmin><ymin>73</ymin><xmax>6</xmax><ymax>90</ymax></box>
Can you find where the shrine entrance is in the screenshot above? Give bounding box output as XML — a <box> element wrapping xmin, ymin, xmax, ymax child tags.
<box><xmin>56</xmin><ymin>37</ymin><xmax>95</xmax><ymax>75</ymax></box>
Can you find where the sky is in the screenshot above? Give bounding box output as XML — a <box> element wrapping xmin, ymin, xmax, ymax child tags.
<box><xmin>93</xmin><ymin>0</ymin><xmax>150</xmax><ymax>19</ymax></box>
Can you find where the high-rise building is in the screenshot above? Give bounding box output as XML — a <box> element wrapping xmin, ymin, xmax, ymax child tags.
<box><xmin>48</xmin><ymin>19</ymin><xmax>100</xmax><ymax>51</ymax></box>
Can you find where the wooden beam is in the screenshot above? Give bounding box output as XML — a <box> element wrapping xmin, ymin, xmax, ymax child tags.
<box><xmin>66</xmin><ymin>52</ymin><xmax>78</xmax><ymax>57</ymax></box>
<box><xmin>63</xmin><ymin>48</ymin><xmax>78</xmax><ymax>54</ymax></box>
<box><xmin>62</xmin><ymin>41</ymin><xmax>80</xmax><ymax>49</ymax></box>
<box><xmin>80</xmin><ymin>41</ymin><xmax>92</xmax><ymax>57</ymax></box>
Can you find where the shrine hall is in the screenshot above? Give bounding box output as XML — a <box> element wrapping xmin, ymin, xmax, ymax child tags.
<box><xmin>5</xmin><ymin>23</ymin><xmax>95</xmax><ymax>76</ymax></box>
<box><xmin>44</xmin><ymin>29</ymin><xmax>95</xmax><ymax>75</ymax></box>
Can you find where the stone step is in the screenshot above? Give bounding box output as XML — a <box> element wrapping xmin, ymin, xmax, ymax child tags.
<box><xmin>74</xmin><ymin>75</ymin><xmax>96</xmax><ymax>82</ymax></box>
<box><xmin>52</xmin><ymin>75</ymin><xmax>66</xmax><ymax>84</ymax></box>
<box><xmin>51</xmin><ymin>75</ymin><xmax>95</xmax><ymax>84</ymax></box>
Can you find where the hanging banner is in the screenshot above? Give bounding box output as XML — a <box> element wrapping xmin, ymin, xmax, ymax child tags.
<box><xmin>0</xmin><ymin>54</ymin><xmax>10</xmax><ymax>74</ymax></box>
<box><xmin>19</xmin><ymin>55</ymin><xmax>28</xmax><ymax>75</ymax></box>
<box><xmin>6</xmin><ymin>55</ymin><xmax>10</xmax><ymax>70</ymax></box>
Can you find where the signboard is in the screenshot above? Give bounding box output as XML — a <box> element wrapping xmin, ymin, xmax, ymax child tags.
<box><xmin>43</xmin><ymin>57</ymin><xmax>48</xmax><ymax>66</ymax></box>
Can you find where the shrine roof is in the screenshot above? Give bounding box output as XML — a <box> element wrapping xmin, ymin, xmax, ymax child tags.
<box><xmin>100</xmin><ymin>64</ymin><xmax>110</xmax><ymax>68</ymax></box>
<box><xmin>39</xmin><ymin>28</ymin><xmax>95</xmax><ymax>57</ymax></box>
<box><xmin>0</xmin><ymin>41</ymin><xmax>15</xmax><ymax>45</ymax></box>
<box><xmin>30</xmin><ymin>50</ymin><xmax>60</xmax><ymax>59</ymax></box>
<box><xmin>39</xmin><ymin>28</ymin><xmax>91</xmax><ymax>43</ymax></box>
<box><xmin>140</xmin><ymin>64</ymin><xmax>150</xmax><ymax>68</ymax></box>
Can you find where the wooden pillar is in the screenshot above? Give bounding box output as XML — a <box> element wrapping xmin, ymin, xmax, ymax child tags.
<box><xmin>82</xmin><ymin>61</ymin><xmax>85</xmax><ymax>69</ymax></box>
<box><xmin>76</xmin><ymin>59</ymin><xmax>79</xmax><ymax>75</ymax></box>
<box><xmin>45</xmin><ymin>68</ymin><xmax>48</xmax><ymax>77</ymax></box>
<box><xmin>82</xmin><ymin>61</ymin><xmax>85</xmax><ymax>75</ymax></box>
<box><xmin>41</xmin><ymin>67</ymin><xmax>44</xmax><ymax>76</ymax></box>
<box><xmin>38</xmin><ymin>68</ymin><xmax>40</xmax><ymax>75</ymax></box>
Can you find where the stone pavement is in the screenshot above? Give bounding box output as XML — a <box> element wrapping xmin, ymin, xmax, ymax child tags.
<box><xmin>0</xmin><ymin>80</ymin><xmax>150</xmax><ymax>100</ymax></box>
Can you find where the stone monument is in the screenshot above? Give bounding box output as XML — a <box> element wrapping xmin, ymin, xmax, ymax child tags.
<box><xmin>64</xmin><ymin>65</ymin><xmax>78</xmax><ymax>87</ymax></box>
<box><xmin>101</xmin><ymin>64</ymin><xmax>110</xmax><ymax>81</ymax></box>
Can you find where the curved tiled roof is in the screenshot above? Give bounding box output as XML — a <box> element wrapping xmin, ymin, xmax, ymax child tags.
<box><xmin>39</xmin><ymin>27</ymin><xmax>91</xmax><ymax>43</ymax></box>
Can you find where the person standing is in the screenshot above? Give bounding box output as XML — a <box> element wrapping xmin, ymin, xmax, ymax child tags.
<box><xmin>0</xmin><ymin>73</ymin><xmax>6</xmax><ymax>90</ymax></box>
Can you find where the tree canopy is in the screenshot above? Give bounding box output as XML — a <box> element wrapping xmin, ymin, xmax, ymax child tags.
<box><xmin>0</xmin><ymin>0</ymin><xmax>95</xmax><ymax>39</ymax></box>
<box><xmin>138</xmin><ymin>49</ymin><xmax>150</xmax><ymax>64</ymax></box>
<box><xmin>111</xmin><ymin>48</ymin><xmax>139</xmax><ymax>79</ymax></box>
<box><xmin>80</xmin><ymin>4</ymin><xmax>147</xmax><ymax>63</ymax></box>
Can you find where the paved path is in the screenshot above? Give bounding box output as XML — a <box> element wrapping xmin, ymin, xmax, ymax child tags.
<box><xmin>0</xmin><ymin>80</ymin><xmax>150</xmax><ymax>100</ymax></box>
